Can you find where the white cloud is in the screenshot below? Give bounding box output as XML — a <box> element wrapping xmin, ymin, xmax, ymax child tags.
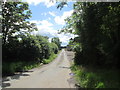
<box><xmin>24</xmin><ymin>0</ymin><xmax>56</xmax><ymax>7</ymax></box>
<box><xmin>44</xmin><ymin>1</ymin><xmax>56</xmax><ymax>8</ymax></box>
<box><xmin>48</xmin><ymin>17</ymin><xmax>51</xmax><ymax>20</ymax></box>
<box><xmin>58</xmin><ymin>33</ymin><xmax>75</xmax><ymax>46</ymax></box>
<box><xmin>54</xmin><ymin>10</ymin><xmax>73</xmax><ymax>25</ymax></box>
<box><xmin>30</xmin><ymin>20</ymin><xmax>56</xmax><ymax>37</ymax></box>
<box><xmin>41</xmin><ymin>12</ymin><xmax>47</xmax><ymax>16</ymax></box>
<box><xmin>30</xmin><ymin>20</ymin><xmax>53</xmax><ymax>27</ymax></box>
<box><xmin>54</xmin><ymin>16</ymin><xmax>64</xmax><ymax>25</ymax></box>
<box><xmin>23</xmin><ymin>0</ymin><xmax>42</xmax><ymax>6</ymax></box>
<box><xmin>48</xmin><ymin>11</ymin><xmax>56</xmax><ymax>17</ymax></box>
<box><xmin>30</xmin><ymin>20</ymin><xmax>75</xmax><ymax>46</ymax></box>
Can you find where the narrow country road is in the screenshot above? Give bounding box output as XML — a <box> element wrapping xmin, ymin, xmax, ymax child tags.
<box><xmin>2</xmin><ymin>49</ymin><xmax>75</xmax><ymax>88</ymax></box>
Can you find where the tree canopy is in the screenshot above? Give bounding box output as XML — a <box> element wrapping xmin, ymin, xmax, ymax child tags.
<box><xmin>51</xmin><ymin>37</ymin><xmax>61</xmax><ymax>50</ymax></box>
<box><xmin>58</xmin><ymin>2</ymin><xmax>120</xmax><ymax>68</ymax></box>
<box><xmin>2</xmin><ymin>1</ymin><xmax>60</xmax><ymax>63</ymax></box>
<box><xmin>2</xmin><ymin>2</ymin><xmax>60</xmax><ymax>76</ymax></box>
<box><xmin>2</xmin><ymin>2</ymin><xmax>37</xmax><ymax>44</ymax></box>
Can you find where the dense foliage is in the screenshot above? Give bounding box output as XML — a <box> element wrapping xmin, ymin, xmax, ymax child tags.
<box><xmin>71</xmin><ymin>65</ymin><xmax>119</xmax><ymax>88</ymax></box>
<box><xmin>2</xmin><ymin>2</ymin><xmax>37</xmax><ymax>44</ymax></box>
<box><xmin>58</xmin><ymin>2</ymin><xmax>120</xmax><ymax>88</ymax></box>
<box><xmin>51</xmin><ymin>37</ymin><xmax>61</xmax><ymax>50</ymax></box>
<box><xmin>62</xmin><ymin>2</ymin><xmax>120</xmax><ymax>69</ymax></box>
<box><xmin>2</xmin><ymin>2</ymin><xmax>60</xmax><ymax>76</ymax></box>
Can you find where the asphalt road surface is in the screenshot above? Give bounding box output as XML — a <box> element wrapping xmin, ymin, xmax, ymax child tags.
<box><xmin>2</xmin><ymin>49</ymin><xmax>76</xmax><ymax>88</ymax></box>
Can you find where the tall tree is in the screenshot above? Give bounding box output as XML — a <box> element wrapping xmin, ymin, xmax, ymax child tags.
<box><xmin>58</xmin><ymin>2</ymin><xmax>120</xmax><ymax>68</ymax></box>
<box><xmin>51</xmin><ymin>37</ymin><xmax>61</xmax><ymax>49</ymax></box>
<box><xmin>2</xmin><ymin>2</ymin><xmax>37</xmax><ymax>44</ymax></box>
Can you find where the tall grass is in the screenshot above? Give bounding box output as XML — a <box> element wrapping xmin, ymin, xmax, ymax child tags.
<box><xmin>71</xmin><ymin>64</ymin><xmax>120</xmax><ymax>88</ymax></box>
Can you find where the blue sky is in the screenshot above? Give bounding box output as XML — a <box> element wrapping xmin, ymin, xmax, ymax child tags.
<box><xmin>23</xmin><ymin>0</ymin><xmax>75</xmax><ymax>46</ymax></box>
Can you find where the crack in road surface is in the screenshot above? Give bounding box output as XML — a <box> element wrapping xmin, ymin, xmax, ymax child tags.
<box><xmin>2</xmin><ymin>49</ymin><xmax>75</xmax><ymax>88</ymax></box>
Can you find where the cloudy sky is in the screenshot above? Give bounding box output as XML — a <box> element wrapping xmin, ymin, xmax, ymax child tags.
<box><xmin>22</xmin><ymin>0</ymin><xmax>75</xmax><ymax>46</ymax></box>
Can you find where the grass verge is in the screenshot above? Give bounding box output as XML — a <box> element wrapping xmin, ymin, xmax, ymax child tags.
<box><xmin>43</xmin><ymin>50</ymin><xmax>61</xmax><ymax>64</ymax></box>
<box><xmin>2</xmin><ymin>61</ymin><xmax>41</xmax><ymax>76</ymax></box>
<box><xmin>2</xmin><ymin>50</ymin><xmax>62</xmax><ymax>77</ymax></box>
<box><xmin>71</xmin><ymin>64</ymin><xmax>120</xmax><ymax>88</ymax></box>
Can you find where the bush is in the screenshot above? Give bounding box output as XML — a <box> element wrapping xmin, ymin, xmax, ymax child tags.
<box><xmin>19</xmin><ymin>35</ymin><xmax>43</xmax><ymax>62</ymax></box>
<box><xmin>50</xmin><ymin>43</ymin><xmax>58</xmax><ymax>54</ymax></box>
<box><xmin>2</xmin><ymin>34</ymin><xmax>60</xmax><ymax>76</ymax></box>
<box><xmin>96</xmin><ymin>82</ymin><xmax>105</xmax><ymax>88</ymax></box>
<box><xmin>2</xmin><ymin>62</ymin><xmax>23</xmax><ymax>76</ymax></box>
<box><xmin>2</xmin><ymin>61</ymin><xmax>41</xmax><ymax>76</ymax></box>
<box><xmin>36</xmin><ymin>35</ymin><xmax>53</xmax><ymax>59</ymax></box>
<box><xmin>71</xmin><ymin>65</ymin><xmax>120</xmax><ymax>88</ymax></box>
<box><xmin>43</xmin><ymin>53</ymin><xmax>57</xmax><ymax>64</ymax></box>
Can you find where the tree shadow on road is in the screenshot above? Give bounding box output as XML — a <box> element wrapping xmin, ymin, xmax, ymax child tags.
<box><xmin>2</xmin><ymin>71</ymin><xmax>33</xmax><ymax>88</ymax></box>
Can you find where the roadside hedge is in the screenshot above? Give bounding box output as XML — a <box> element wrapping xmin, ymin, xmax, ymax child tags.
<box><xmin>3</xmin><ymin>34</ymin><xmax>59</xmax><ymax>63</ymax></box>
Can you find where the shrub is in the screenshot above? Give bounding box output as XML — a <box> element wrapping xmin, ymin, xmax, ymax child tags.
<box><xmin>50</xmin><ymin>43</ymin><xmax>58</xmax><ymax>54</ymax></box>
<box><xmin>72</xmin><ymin>65</ymin><xmax>119</xmax><ymax>88</ymax></box>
